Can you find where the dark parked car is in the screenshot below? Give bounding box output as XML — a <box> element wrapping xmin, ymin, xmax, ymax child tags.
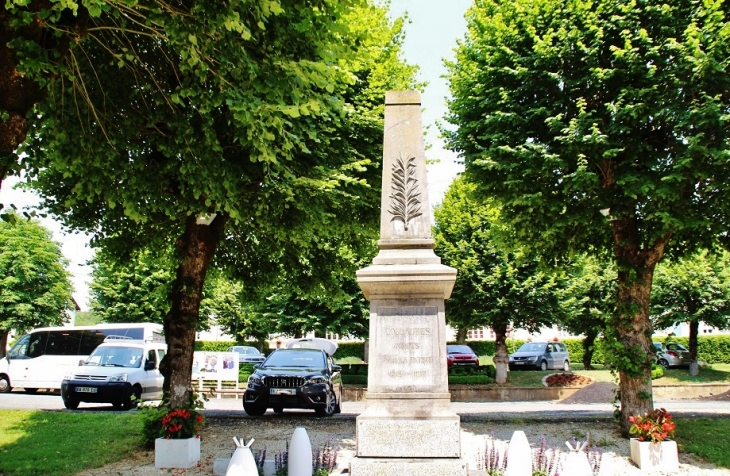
<box><xmin>509</xmin><ymin>341</ymin><xmax>570</xmax><ymax>371</ymax></box>
<box><xmin>653</xmin><ymin>342</ymin><xmax>691</xmax><ymax>368</ymax></box>
<box><xmin>243</xmin><ymin>339</ymin><xmax>342</xmax><ymax>417</ymax></box>
<box><xmin>446</xmin><ymin>345</ymin><xmax>479</xmax><ymax>367</ymax></box>
<box><xmin>226</xmin><ymin>345</ymin><xmax>265</xmax><ymax>364</ymax></box>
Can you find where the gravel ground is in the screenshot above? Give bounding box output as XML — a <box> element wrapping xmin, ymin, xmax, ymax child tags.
<box><xmin>74</xmin><ymin>382</ymin><xmax>730</xmax><ymax>476</ymax></box>
<box><xmin>75</xmin><ymin>413</ymin><xmax>730</xmax><ymax>476</ymax></box>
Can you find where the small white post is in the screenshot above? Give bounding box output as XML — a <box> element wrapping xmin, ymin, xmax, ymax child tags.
<box><xmin>504</xmin><ymin>431</ymin><xmax>532</xmax><ymax>476</ymax></box>
<box><xmin>288</xmin><ymin>427</ymin><xmax>313</xmax><ymax>476</ymax></box>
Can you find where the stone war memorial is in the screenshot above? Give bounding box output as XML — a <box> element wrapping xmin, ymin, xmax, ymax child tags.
<box><xmin>351</xmin><ymin>90</ymin><xmax>467</xmax><ymax>476</ymax></box>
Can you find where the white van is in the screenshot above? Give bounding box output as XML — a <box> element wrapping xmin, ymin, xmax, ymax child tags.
<box><xmin>0</xmin><ymin>323</ymin><xmax>163</xmax><ymax>393</ymax></box>
<box><xmin>60</xmin><ymin>337</ymin><xmax>166</xmax><ymax>410</ymax></box>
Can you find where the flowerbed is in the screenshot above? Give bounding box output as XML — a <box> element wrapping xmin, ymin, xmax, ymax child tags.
<box><xmin>543</xmin><ymin>373</ymin><xmax>594</xmax><ymax>387</ymax></box>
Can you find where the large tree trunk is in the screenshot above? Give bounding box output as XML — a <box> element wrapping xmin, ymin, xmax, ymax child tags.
<box><xmin>582</xmin><ymin>330</ymin><xmax>598</xmax><ymax>370</ymax></box>
<box><xmin>0</xmin><ymin>331</ymin><xmax>8</xmax><ymax>359</ymax></box>
<box><xmin>611</xmin><ymin>219</ymin><xmax>671</xmax><ymax>433</ymax></box>
<box><xmin>688</xmin><ymin>320</ymin><xmax>700</xmax><ymax>376</ymax></box>
<box><xmin>492</xmin><ymin>323</ymin><xmax>509</xmax><ymax>384</ymax></box>
<box><xmin>160</xmin><ymin>213</ymin><xmax>228</xmax><ymax>408</ymax></box>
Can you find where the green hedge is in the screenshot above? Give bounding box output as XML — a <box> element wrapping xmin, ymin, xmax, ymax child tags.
<box><xmin>196</xmin><ymin>341</ymin><xmax>236</xmax><ymax>351</ymax></box>
<box><xmin>335</xmin><ymin>342</ymin><xmax>366</xmax><ymax>360</ymax></box>
<box><xmin>195</xmin><ymin>334</ymin><xmax>730</xmax><ymax>366</ymax></box>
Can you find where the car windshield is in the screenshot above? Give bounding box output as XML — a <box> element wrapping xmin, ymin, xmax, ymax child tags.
<box><xmin>86</xmin><ymin>347</ymin><xmax>144</xmax><ymax>368</ymax></box>
<box><xmin>231</xmin><ymin>346</ymin><xmax>260</xmax><ymax>355</ymax></box>
<box><xmin>262</xmin><ymin>350</ymin><xmax>325</xmax><ymax>369</ymax></box>
<box><xmin>516</xmin><ymin>343</ymin><xmax>547</xmax><ymax>353</ymax></box>
<box><xmin>447</xmin><ymin>345</ymin><xmax>474</xmax><ymax>354</ymax></box>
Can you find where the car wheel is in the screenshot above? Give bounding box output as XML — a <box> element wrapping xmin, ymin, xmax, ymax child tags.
<box><xmin>63</xmin><ymin>398</ymin><xmax>80</xmax><ymax>410</ymax></box>
<box><xmin>334</xmin><ymin>386</ymin><xmax>342</xmax><ymax>414</ymax></box>
<box><xmin>563</xmin><ymin>361</ymin><xmax>570</xmax><ymax>372</ymax></box>
<box><xmin>273</xmin><ymin>407</ymin><xmax>284</xmax><ymax>414</ymax></box>
<box><xmin>243</xmin><ymin>401</ymin><xmax>267</xmax><ymax>416</ymax></box>
<box><xmin>658</xmin><ymin>359</ymin><xmax>670</xmax><ymax>369</ymax></box>
<box><xmin>540</xmin><ymin>360</ymin><xmax>548</xmax><ymax>371</ymax></box>
<box><xmin>122</xmin><ymin>387</ymin><xmax>141</xmax><ymax>411</ymax></box>
<box><xmin>315</xmin><ymin>389</ymin><xmax>336</xmax><ymax>417</ymax></box>
<box><xmin>0</xmin><ymin>375</ymin><xmax>11</xmax><ymax>393</ymax></box>
<box><xmin>23</xmin><ymin>388</ymin><xmax>39</xmax><ymax>394</ymax></box>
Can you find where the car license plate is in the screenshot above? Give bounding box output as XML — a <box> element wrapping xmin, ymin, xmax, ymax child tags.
<box><xmin>270</xmin><ymin>388</ymin><xmax>296</xmax><ymax>395</ymax></box>
<box><xmin>515</xmin><ymin>361</ymin><xmax>524</xmax><ymax>365</ymax></box>
<box><xmin>76</xmin><ymin>387</ymin><xmax>97</xmax><ymax>393</ymax></box>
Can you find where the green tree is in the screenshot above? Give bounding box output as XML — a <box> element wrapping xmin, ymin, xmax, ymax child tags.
<box><xmin>558</xmin><ymin>255</ymin><xmax>616</xmax><ymax>369</ymax></box>
<box><xmin>90</xmin><ymin>248</ymin><xmax>172</xmax><ymax>325</ymax></box>
<box><xmin>651</xmin><ymin>249</ymin><xmax>730</xmax><ymax>373</ymax></box>
<box><xmin>21</xmin><ymin>1</ymin><xmax>417</xmax><ymax>407</ymax></box>
<box><xmin>446</xmin><ymin>0</ymin><xmax>730</xmax><ymax>429</ymax></box>
<box><xmin>200</xmin><ymin>271</ymin><xmax>274</xmax><ymax>346</ymax></box>
<box><xmin>433</xmin><ymin>177</ymin><xmax>561</xmax><ymax>383</ymax></box>
<box><xmin>0</xmin><ymin>215</ymin><xmax>74</xmax><ymax>357</ymax></box>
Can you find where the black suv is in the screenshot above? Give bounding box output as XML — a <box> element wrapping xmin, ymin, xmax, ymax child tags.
<box><xmin>243</xmin><ymin>346</ymin><xmax>342</xmax><ymax>417</ymax></box>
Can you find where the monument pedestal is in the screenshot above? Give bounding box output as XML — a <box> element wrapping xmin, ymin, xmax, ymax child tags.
<box><xmin>351</xmin><ymin>91</ymin><xmax>467</xmax><ymax>476</ymax></box>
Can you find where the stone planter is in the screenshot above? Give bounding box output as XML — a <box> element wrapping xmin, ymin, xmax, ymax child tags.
<box><xmin>629</xmin><ymin>438</ymin><xmax>678</xmax><ymax>472</ymax></box>
<box><xmin>155</xmin><ymin>437</ymin><xmax>201</xmax><ymax>469</ymax></box>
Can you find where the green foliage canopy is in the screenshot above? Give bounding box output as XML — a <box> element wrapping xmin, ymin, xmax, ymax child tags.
<box><xmin>444</xmin><ymin>0</ymin><xmax>730</xmax><ymax>427</ymax></box>
<box><xmin>0</xmin><ymin>215</ymin><xmax>74</xmax><ymax>355</ymax></box>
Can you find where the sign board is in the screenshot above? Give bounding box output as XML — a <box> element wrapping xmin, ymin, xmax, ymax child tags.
<box><xmin>192</xmin><ymin>351</ymin><xmax>239</xmax><ymax>381</ymax></box>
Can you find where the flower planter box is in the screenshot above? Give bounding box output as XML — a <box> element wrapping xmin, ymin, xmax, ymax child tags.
<box><xmin>629</xmin><ymin>438</ymin><xmax>678</xmax><ymax>472</ymax></box>
<box><xmin>155</xmin><ymin>437</ymin><xmax>201</xmax><ymax>469</ymax></box>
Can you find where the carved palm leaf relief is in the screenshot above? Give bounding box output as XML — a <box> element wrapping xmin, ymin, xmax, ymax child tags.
<box><xmin>388</xmin><ymin>156</ymin><xmax>422</xmax><ymax>231</ymax></box>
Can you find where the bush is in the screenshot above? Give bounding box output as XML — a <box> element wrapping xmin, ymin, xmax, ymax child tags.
<box><xmin>195</xmin><ymin>341</ymin><xmax>236</xmax><ymax>352</ymax></box>
<box><xmin>341</xmin><ymin>374</ymin><xmax>368</xmax><ymax>385</ymax></box>
<box><xmin>335</xmin><ymin>342</ymin><xmax>366</xmax><ymax>360</ymax></box>
<box><xmin>651</xmin><ymin>364</ymin><xmax>665</xmax><ymax>379</ymax></box>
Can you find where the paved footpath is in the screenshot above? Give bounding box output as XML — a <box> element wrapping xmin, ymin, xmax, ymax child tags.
<box><xmin>201</xmin><ymin>396</ymin><xmax>730</xmax><ymax>420</ymax></box>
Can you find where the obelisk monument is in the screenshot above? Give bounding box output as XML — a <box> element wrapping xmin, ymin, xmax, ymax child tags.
<box><xmin>350</xmin><ymin>91</ymin><xmax>467</xmax><ymax>476</ymax></box>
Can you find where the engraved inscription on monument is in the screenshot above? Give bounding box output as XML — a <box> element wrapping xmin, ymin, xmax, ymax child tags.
<box><xmin>373</xmin><ymin>306</ymin><xmax>438</xmax><ymax>390</ymax></box>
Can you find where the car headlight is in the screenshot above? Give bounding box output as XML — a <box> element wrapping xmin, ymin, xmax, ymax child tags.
<box><xmin>110</xmin><ymin>373</ymin><xmax>128</xmax><ymax>382</ymax></box>
<box><xmin>307</xmin><ymin>376</ymin><xmax>326</xmax><ymax>384</ymax></box>
<box><xmin>248</xmin><ymin>375</ymin><xmax>262</xmax><ymax>385</ymax></box>
<box><xmin>63</xmin><ymin>372</ymin><xmax>75</xmax><ymax>380</ymax></box>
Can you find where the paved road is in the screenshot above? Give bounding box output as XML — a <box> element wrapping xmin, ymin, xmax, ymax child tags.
<box><xmin>2</xmin><ymin>389</ymin><xmax>727</xmax><ymax>420</ymax></box>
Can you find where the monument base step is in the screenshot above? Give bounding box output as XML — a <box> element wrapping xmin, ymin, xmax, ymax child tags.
<box><xmin>350</xmin><ymin>457</ymin><xmax>468</xmax><ymax>476</ymax></box>
<box><xmin>356</xmin><ymin>415</ymin><xmax>461</xmax><ymax>457</ymax></box>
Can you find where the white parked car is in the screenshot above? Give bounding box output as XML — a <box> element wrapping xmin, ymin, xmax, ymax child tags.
<box><xmin>61</xmin><ymin>337</ymin><xmax>166</xmax><ymax>410</ymax></box>
<box><xmin>226</xmin><ymin>345</ymin><xmax>265</xmax><ymax>364</ymax></box>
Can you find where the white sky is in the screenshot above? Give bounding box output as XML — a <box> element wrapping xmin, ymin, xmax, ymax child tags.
<box><xmin>0</xmin><ymin>1</ymin><xmax>471</xmax><ymax>311</ymax></box>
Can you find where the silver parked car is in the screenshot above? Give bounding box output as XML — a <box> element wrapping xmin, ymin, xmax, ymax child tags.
<box><xmin>508</xmin><ymin>341</ymin><xmax>570</xmax><ymax>371</ymax></box>
<box><xmin>653</xmin><ymin>342</ymin><xmax>691</xmax><ymax>368</ymax></box>
<box><xmin>226</xmin><ymin>345</ymin><xmax>265</xmax><ymax>364</ymax></box>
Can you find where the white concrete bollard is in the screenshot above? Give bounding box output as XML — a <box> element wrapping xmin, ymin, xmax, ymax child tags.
<box><xmin>504</xmin><ymin>431</ymin><xmax>532</xmax><ymax>476</ymax></box>
<box><xmin>288</xmin><ymin>427</ymin><xmax>313</xmax><ymax>476</ymax></box>
<box><xmin>226</xmin><ymin>437</ymin><xmax>259</xmax><ymax>476</ymax></box>
<box><xmin>564</xmin><ymin>440</ymin><xmax>593</xmax><ymax>476</ymax></box>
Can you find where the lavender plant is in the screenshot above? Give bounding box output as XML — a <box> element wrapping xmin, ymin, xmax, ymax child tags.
<box><xmin>313</xmin><ymin>439</ymin><xmax>339</xmax><ymax>476</ymax></box>
<box><xmin>478</xmin><ymin>432</ymin><xmax>508</xmax><ymax>476</ymax></box>
<box><xmin>271</xmin><ymin>439</ymin><xmax>339</xmax><ymax>476</ymax></box>
<box><xmin>532</xmin><ymin>436</ymin><xmax>560</xmax><ymax>476</ymax></box>
<box><xmin>254</xmin><ymin>447</ymin><xmax>268</xmax><ymax>476</ymax></box>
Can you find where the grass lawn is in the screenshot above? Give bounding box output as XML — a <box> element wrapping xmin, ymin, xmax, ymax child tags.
<box><xmin>675</xmin><ymin>417</ymin><xmax>730</xmax><ymax>468</ymax></box>
<box><xmin>477</xmin><ymin>357</ymin><xmax>730</xmax><ymax>388</ymax></box>
<box><xmin>0</xmin><ymin>410</ymin><xmax>142</xmax><ymax>476</ymax></box>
